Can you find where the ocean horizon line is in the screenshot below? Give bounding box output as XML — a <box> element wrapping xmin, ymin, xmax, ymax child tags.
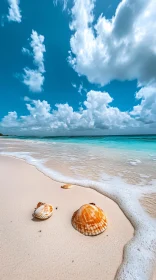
<box><xmin>1</xmin><ymin>133</ymin><xmax>156</xmax><ymax>138</ymax></box>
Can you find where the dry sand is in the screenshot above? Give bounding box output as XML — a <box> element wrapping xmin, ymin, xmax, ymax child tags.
<box><xmin>0</xmin><ymin>156</ymin><xmax>134</xmax><ymax>280</ymax></box>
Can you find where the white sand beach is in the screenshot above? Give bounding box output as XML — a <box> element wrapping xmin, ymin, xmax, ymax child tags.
<box><xmin>0</xmin><ymin>156</ymin><xmax>134</xmax><ymax>280</ymax></box>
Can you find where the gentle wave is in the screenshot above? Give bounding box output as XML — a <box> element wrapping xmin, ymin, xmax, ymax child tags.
<box><xmin>5</xmin><ymin>134</ymin><xmax>156</xmax><ymax>153</ymax></box>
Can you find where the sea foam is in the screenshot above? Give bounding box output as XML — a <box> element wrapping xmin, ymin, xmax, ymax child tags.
<box><xmin>128</xmin><ymin>159</ymin><xmax>142</xmax><ymax>166</ymax></box>
<box><xmin>0</xmin><ymin>151</ymin><xmax>156</xmax><ymax>280</ymax></box>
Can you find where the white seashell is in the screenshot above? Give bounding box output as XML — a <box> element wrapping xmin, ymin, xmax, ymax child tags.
<box><xmin>33</xmin><ymin>202</ymin><xmax>53</xmax><ymax>220</ymax></box>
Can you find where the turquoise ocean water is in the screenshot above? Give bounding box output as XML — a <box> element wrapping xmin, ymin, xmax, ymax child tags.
<box><xmin>6</xmin><ymin>134</ymin><xmax>156</xmax><ymax>153</ymax></box>
<box><xmin>1</xmin><ymin>134</ymin><xmax>156</xmax><ymax>184</ymax></box>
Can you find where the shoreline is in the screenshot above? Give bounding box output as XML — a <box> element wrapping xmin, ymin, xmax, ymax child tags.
<box><xmin>1</xmin><ymin>137</ymin><xmax>156</xmax><ymax>186</ymax></box>
<box><xmin>1</xmin><ymin>135</ymin><xmax>156</xmax><ymax>153</ymax></box>
<box><xmin>0</xmin><ymin>156</ymin><xmax>134</xmax><ymax>280</ymax></box>
<box><xmin>0</xmin><ymin>138</ymin><xmax>156</xmax><ymax>279</ymax></box>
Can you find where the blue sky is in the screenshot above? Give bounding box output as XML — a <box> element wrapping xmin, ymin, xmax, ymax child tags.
<box><xmin>0</xmin><ymin>0</ymin><xmax>156</xmax><ymax>135</ymax></box>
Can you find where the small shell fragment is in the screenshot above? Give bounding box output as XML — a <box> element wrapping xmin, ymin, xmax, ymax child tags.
<box><xmin>71</xmin><ymin>203</ymin><xmax>107</xmax><ymax>236</ymax></box>
<box><xmin>61</xmin><ymin>184</ymin><xmax>72</xmax><ymax>189</ymax></box>
<box><xmin>33</xmin><ymin>202</ymin><xmax>53</xmax><ymax>220</ymax></box>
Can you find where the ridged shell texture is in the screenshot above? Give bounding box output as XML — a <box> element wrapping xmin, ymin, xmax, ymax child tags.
<box><xmin>71</xmin><ymin>203</ymin><xmax>107</xmax><ymax>236</ymax></box>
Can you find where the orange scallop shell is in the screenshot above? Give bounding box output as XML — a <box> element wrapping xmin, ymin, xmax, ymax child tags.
<box><xmin>61</xmin><ymin>184</ymin><xmax>72</xmax><ymax>189</ymax></box>
<box><xmin>33</xmin><ymin>202</ymin><xmax>53</xmax><ymax>220</ymax></box>
<box><xmin>71</xmin><ymin>203</ymin><xmax>107</xmax><ymax>236</ymax></box>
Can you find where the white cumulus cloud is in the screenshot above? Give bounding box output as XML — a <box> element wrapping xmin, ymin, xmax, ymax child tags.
<box><xmin>30</xmin><ymin>30</ymin><xmax>46</xmax><ymax>73</ymax></box>
<box><xmin>130</xmin><ymin>85</ymin><xmax>156</xmax><ymax>126</ymax></box>
<box><xmin>1</xmin><ymin>112</ymin><xmax>19</xmax><ymax>128</ymax></box>
<box><xmin>67</xmin><ymin>0</ymin><xmax>156</xmax><ymax>133</ymax></box>
<box><xmin>22</xmin><ymin>30</ymin><xmax>46</xmax><ymax>92</ymax></box>
<box><xmin>69</xmin><ymin>0</ymin><xmax>156</xmax><ymax>87</ymax></box>
<box><xmin>7</xmin><ymin>0</ymin><xmax>22</xmax><ymax>23</ymax></box>
<box><xmin>23</xmin><ymin>69</ymin><xmax>45</xmax><ymax>93</ymax></box>
<box><xmin>0</xmin><ymin>90</ymin><xmax>140</xmax><ymax>136</ymax></box>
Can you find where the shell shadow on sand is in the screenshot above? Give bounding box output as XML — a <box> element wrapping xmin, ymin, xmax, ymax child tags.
<box><xmin>31</xmin><ymin>216</ymin><xmax>44</xmax><ymax>222</ymax></box>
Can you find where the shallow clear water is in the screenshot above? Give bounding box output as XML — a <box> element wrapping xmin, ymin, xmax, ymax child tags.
<box><xmin>1</xmin><ymin>135</ymin><xmax>156</xmax><ymax>184</ymax></box>
<box><xmin>6</xmin><ymin>134</ymin><xmax>156</xmax><ymax>153</ymax></box>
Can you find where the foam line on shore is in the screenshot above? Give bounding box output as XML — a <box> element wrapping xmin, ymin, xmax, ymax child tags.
<box><xmin>0</xmin><ymin>151</ymin><xmax>156</xmax><ymax>280</ymax></box>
